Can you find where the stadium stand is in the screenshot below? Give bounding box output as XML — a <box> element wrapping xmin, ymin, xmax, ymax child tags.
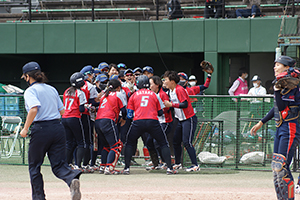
<box><xmin>0</xmin><ymin>0</ymin><xmax>299</xmax><ymax>22</ymax></box>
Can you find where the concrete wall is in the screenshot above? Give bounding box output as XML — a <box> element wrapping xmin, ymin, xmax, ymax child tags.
<box><xmin>0</xmin><ymin>17</ymin><xmax>294</xmax><ymax>94</ymax></box>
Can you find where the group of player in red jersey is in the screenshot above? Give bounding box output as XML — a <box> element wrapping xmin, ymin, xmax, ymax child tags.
<box><xmin>61</xmin><ymin>62</ymin><xmax>212</xmax><ymax>175</ymax></box>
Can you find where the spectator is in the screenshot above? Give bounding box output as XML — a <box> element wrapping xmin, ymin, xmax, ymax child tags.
<box><xmin>204</xmin><ymin>0</ymin><xmax>222</xmax><ymax>19</ymax></box>
<box><xmin>247</xmin><ymin>75</ymin><xmax>267</xmax><ymax>96</ymax></box>
<box><xmin>228</xmin><ymin>68</ymin><xmax>249</xmax><ymax>96</ymax></box>
<box><xmin>236</xmin><ymin>0</ymin><xmax>262</xmax><ymax>18</ymax></box>
<box><xmin>167</xmin><ymin>0</ymin><xmax>183</xmax><ymax>20</ymax></box>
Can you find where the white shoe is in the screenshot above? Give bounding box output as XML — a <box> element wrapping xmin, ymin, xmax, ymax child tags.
<box><xmin>104</xmin><ymin>166</ymin><xmax>120</xmax><ymax>175</ymax></box>
<box><xmin>295</xmin><ymin>184</ymin><xmax>300</xmax><ymax>194</ymax></box>
<box><xmin>99</xmin><ymin>166</ymin><xmax>105</xmax><ymax>174</ymax></box>
<box><xmin>173</xmin><ymin>163</ymin><xmax>182</xmax><ymax>170</ymax></box>
<box><xmin>185</xmin><ymin>165</ymin><xmax>200</xmax><ymax>172</ymax></box>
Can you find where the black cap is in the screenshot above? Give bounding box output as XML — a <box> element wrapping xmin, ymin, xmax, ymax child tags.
<box><xmin>21</xmin><ymin>61</ymin><xmax>41</xmax><ymax>78</ymax></box>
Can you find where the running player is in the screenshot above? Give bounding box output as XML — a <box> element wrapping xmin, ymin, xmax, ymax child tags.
<box><xmin>62</xmin><ymin>72</ymin><xmax>87</xmax><ymax>171</ymax></box>
<box><xmin>95</xmin><ymin>79</ymin><xmax>127</xmax><ymax>175</ymax></box>
<box><xmin>163</xmin><ymin>70</ymin><xmax>200</xmax><ymax>172</ymax></box>
<box><xmin>20</xmin><ymin>62</ymin><xmax>81</xmax><ymax>200</ymax></box>
<box><xmin>122</xmin><ymin>75</ymin><xmax>177</xmax><ymax>175</ymax></box>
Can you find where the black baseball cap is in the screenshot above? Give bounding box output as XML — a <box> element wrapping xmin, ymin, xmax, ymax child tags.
<box><xmin>21</xmin><ymin>61</ymin><xmax>41</xmax><ymax>78</ymax></box>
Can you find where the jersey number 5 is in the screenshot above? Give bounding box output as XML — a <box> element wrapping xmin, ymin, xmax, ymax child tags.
<box><xmin>141</xmin><ymin>96</ymin><xmax>149</xmax><ymax>107</ymax></box>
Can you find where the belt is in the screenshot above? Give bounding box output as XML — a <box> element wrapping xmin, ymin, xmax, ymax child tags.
<box><xmin>32</xmin><ymin>119</ymin><xmax>60</xmax><ymax>125</ymax></box>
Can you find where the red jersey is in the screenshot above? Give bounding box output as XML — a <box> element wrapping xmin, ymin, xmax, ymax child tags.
<box><xmin>158</xmin><ymin>88</ymin><xmax>173</xmax><ymax>123</ymax></box>
<box><xmin>127</xmin><ymin>88</ymin><xmax>163</xmax><ymax>121</ymax></box>
<box><xmin>81</xmin><ymin>81</ymin><xmax>98</xmax><ymax>115</ymax></box>
<box><xmin>169</xmin><ymin>85</ymin><xmax>195</xmax><ymax>121</ymax></box>
<box><xmin>121</xmin><ymin>86</ymin><xmax>132</xmax><ymax>101</ymax></box>
<box><xmin>185</xmin><ymin>86</ymin><xmax>197</xmax><ymax>103</ymax></box>
<box><xmin>62</xmin><ymin>88</ymin><xmax>87</xmax><ymax>118</ymax></box>
<box><xmin>96</xmin><ymin>91</ymin><xmax>126</xmax><ymax>122</ymax></box>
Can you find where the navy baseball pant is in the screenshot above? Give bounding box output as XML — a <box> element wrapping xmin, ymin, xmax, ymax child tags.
<box><xmin>28</xmin><ymin>119</ymin><xmax>81</xmax><ymax>200</ymax></box>
<box><xmin>173</xmin><ymin>115</ymin><xmax>198</xmax><ymax>165</ymax></box>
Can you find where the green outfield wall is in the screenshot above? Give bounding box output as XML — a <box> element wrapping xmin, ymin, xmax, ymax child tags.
<box><xmin>0</xmin><ymin>17</ymin><xmax>295</xmax><ymax>94</ymax></box>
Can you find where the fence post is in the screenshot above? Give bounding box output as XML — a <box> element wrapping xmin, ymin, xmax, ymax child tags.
<box><xmin>235</xmin><ymin>98</ymin><xmax>240</xmax><ymax>169</ymax></box>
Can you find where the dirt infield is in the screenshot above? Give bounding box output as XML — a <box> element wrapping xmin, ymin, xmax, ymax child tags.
<box><xmin>1</xmin><ymin>165</ymin><xmax>300</xmax><ymax>200</ymax></box>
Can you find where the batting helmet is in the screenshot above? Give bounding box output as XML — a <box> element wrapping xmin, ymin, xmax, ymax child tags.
<box><xmin>178</xmin><ymin>72</ymin><xmax>188</xmax><ymax>80</ymax></box>
<box><xmin>70</xmin><ymin>72</ymin><xmax>85</xmax><ymax>88</ymax></box>
<box><xmin>274</xmin><ymin>56</ymin><xmax>296</xmax><ymax>67</ymax></box>
<box><xmin>136</xmin><ymin>75</ymin><xmax>150</xmax><ymax>89</ymax></box>
<box><xmin>143</xmin><ymin>66</ymin><xmax>154</xmax><ymax>74</ymax></box>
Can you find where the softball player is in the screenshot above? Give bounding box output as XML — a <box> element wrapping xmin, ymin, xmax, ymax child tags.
<box><xmin>95</xmin><ymin>79</ymin><xmax>127</xmax><ymax>175</ymax></box>
<box><xmin>188</xmin><ymin>74</ymin><xmax>212</xmax><ymax>95</ymax></box>
<box><xmin>177</xmin><ymin>72</ymin><xmax>195</xmax><ymax>95</ymax></box>
<box><xmin>62</xmin><ymin>72</ymin><xmax>88</xmax><ymax>171</ymax></box>
<box><xmin>147</xmin><ymin>75</ymin><xmax>173</xmax><ymax>170</ymax></box>
<box><xmin>98</xmin><ymin>62</ymin><xmax>109</xmax><ymax>75</ymax></box>
<box><xmin>143</xmin><ymin>66</ymin><xmax>154</xmax><ymax>78</ymax></box>
<box><xmin>163</xmin><ymin>70</ymin><xmax>200</xmax><ymax>172</ymax></box>
<box><xmin>122</xmin><ymin>75</ymin><xmax>177</xmax><ymax>175</ymax></box>
<box><xmin>80</xmin><ymin>66</ymin><xmax>99</xmax><ymax>173</ymax></box>
<box><xmin>108</xmin><ymin>63</ymin><xmax>120</xmax><ymax>78</ymax></box>
<box><xmin>251</xmin><ymin>56</ymin><xmax>300</xmax><ymax>200</ymax></box>
<box><xmin>20</xmin><ymin>62</ymin><xmax>81</xmax><ymax>200</ymax></box>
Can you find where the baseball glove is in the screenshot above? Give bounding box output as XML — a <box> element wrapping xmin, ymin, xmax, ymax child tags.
<box><xmin>274</xmin><ymin>67</ymin><xmax>300</xmax><ymax>90</ymax></box>
<box><xmin>274</xmin><ymin>77</ymin><xmax>300</xmax><ymax>90</ymax></box>
<box><xmin>200</xmin><ymin>60</ymin><xmax>214</xmax><ymax>74</ymax></box>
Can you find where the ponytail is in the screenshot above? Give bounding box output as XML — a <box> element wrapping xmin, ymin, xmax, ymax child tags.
<box><xmin>105</xmin><ymin>79</ymin><xmax>121</xmax><ymax>97</ymax></box>
<box><xmin>26</xmin><ymin>70</ymin><xmax>48</xmax><ymax>83</ymax></box>
<box><xmin>67</xmin><ymin>86</ymin><xmax>77</xmax><ymax>96</ymax></box>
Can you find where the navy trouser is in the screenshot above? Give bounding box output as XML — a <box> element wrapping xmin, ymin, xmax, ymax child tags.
<box><xmin>124</xmin><ymin>119</ymin><xmax>171</xmax><ymax>169</ymax></box>
<box><xmin>28</xmin><ymin>119</ymin><xmax>81</xmax><ymax>200</ymax></box>
<box><xmin>146</xmin><ymin>122</ymin><xmax>173</xmax><ymax>162</ymax></box>
<box><xmin>62</xmin><ymin>117</ymin><xmax>86</xmax><ymax>167</ymax></box>
<box><xmin>274</xmin><ymin>121</ymin><xmax>300</xmax><ymax>174</ymax></box>
<box><xmin>117</xmin><ymin>117</ymin><xmax>132</xmax><ymax>145</ymax></box>
<box><xmin>173</xmin><ymin>115</ymin><xmax>198</xmax><ymax>165</ymax></box>
<box><xmin>95</xmin><ymin>119</ymin><xmax>120</xmax><ymax>166</ymax></box>
<box><xmin>81</xmin><ymin>114</ymin><xmax>92</xmax><ymax>166</ymax></box>
<box><xmin>147</xmin><ymin>122</ymin><xmax>173</xmax><ymax>151</ymax></box>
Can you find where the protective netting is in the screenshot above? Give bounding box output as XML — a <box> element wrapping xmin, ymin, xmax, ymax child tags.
<box><xmin>0</xmin><ymin>94</ymin><xmax>298</xmax><ymax>171</ymax></box>
<box><xmin>183</xmin><ymin>95</ymin><xmax>276</xmax><ymax>170</ymax></box>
